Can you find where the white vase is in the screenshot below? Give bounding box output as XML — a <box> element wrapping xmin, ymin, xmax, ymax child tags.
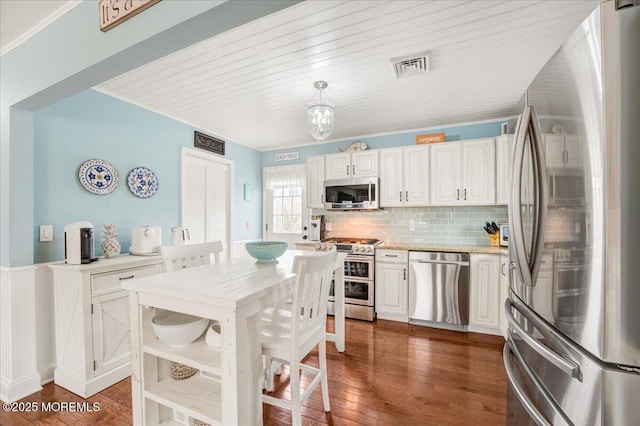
<box><xmin>101</xmin><ymin>224</ymin><xmax>121</xmax><ymax>258</ymax></box>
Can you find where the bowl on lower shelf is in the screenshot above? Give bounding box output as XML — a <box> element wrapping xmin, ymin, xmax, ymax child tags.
<box><xmin>151</xmin><ymin>310</ymin><xmax>209</xmax><ymax>347</ymax></box>
<box><xmin>245</xmin><ymin>241</ymin><xmax>288</xmax><ymax>263</ymax></box>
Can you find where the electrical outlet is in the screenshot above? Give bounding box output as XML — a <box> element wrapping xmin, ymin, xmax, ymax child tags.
<box><xmin>409</xmin><ymin>219</ymin><xmax>416</xmax><ymax>232</ymax></box>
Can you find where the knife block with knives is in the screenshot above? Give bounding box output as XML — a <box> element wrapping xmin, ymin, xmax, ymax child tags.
<box><xmin>484</xmin><ymin>221</ymin><xmax>500</xmax><ymax>247</ymax></box>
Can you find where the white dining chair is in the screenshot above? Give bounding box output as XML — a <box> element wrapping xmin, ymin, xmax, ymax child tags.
<box><xmin>260</xmin><ymin>249</ymin><xmax>338</xmax><ymax>426</ymax></box>
<box><xmin>161</xmin><ymin>241</ymin><xmax>223</xmax><ymax>271</ymax></box>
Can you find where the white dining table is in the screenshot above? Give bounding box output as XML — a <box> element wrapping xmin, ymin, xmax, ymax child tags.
<box><xmin>123</xmin><ymin>250</ymin><xmax>345</xmax><ymax>426</ymax></box>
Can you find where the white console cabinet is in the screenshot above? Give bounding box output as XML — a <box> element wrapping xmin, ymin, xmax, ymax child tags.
<box><xmin>49</xmin><ymin>255</ymin><xmax>160</xmax><ymax>397</ymax></box>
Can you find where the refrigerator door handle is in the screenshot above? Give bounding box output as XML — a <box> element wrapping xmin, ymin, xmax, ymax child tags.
<box><xmin>504</xmin><ymin>341</ymin><xmax>573</xmax><ymax>426</ymax></box>
<box><xmin>503</xmin><ymin>343</ymin><xmax>553</xmax><ymax>426</ymax></box>
<box><xmin>509</xmin><ymin>110</ymin><xmax>532</xmax><ymax>287</ymax></box>
<box><xmin>505</xmin><ymin>298</ymin><xmax>581</xmax><ymax>380</ymax></box>
<box><xmin>529</xmin><ymin>105</ymin><xmax>549</xmax><ymax>283</ymax></box>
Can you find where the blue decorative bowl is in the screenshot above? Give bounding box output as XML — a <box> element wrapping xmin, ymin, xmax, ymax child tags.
<box><xmin>245</xmin><ymin>241</ymin><xmax>288</xmax><ymax>263</ymax></box>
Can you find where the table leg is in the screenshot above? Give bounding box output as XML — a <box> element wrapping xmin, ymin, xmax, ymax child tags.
<box><xmin>333</xmin><ymin>266</ymin><xmax>346</xmax><ymax>352</ymax></box>
<box><xmin>221</xmin><ymin>310</ymin><xmax>262</xmax><ymax>425</ymax></box>
<box><xmin>128</xmin><ymin>292</ymin><xmax>144</xmax><ymax>426</ymax></box>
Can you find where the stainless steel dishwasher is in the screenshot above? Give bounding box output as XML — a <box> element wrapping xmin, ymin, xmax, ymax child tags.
<box><xmin>408</xmin><ymin>251</ymin><xmax>470</xmax><ymax>331</ymax></box>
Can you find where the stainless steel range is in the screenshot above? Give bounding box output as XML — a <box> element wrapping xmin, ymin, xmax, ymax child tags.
<box><xmin>318</xmin><ymin>237</ymin><xmax>382</xmax><ymax>321</ymax></box>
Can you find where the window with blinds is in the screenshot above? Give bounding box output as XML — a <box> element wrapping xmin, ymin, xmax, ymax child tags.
<box><xmin>182</xmin><ymin>148</ymin><xmax>231</xmax><ymax>259</ymax></box>
<box><xmin>263</xmin><ymin>164</ymin><xmax>306</xmax><ymax>241</ymax></box>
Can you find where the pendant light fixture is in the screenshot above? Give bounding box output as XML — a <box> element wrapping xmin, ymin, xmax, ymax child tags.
<box><xmin>306</xmin><ymin>81</ymin><xmax>335</xmax><ymax>141</ymax></box>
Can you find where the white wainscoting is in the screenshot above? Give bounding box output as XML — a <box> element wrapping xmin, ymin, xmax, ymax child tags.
<box><xmin>2</xmin><ymin>246</ymin><xmax>259</xmax><ymax>402</ymax></box>
<box><xmin>0</xmin><ymin>265</ymin><xmax>42</xmax><ymax>402</ymax></box>
<box><xmin>34</xmin><ymin>264</ymin><xmax>56</xmax><ymax>385</ymax></box>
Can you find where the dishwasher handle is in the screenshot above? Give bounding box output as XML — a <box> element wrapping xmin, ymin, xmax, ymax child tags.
<box><xmin>410</xmin><ymin>259</ymin><xmax>469</xmax><ymax>266</ymax></box>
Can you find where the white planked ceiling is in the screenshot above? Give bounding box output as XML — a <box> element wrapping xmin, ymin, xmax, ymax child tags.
<box><xmin>90</xmin><ymin>1</ymin><xmax>600</xmax><ymax>151</ymax></box>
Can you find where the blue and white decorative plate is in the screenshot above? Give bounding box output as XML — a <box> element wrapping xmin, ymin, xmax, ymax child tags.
<box><xmin>78</xmin><ymin>159</ymin><xmax>119</xmax><ymax>195</ymax></box>
<box><xmin>127</xmin><ymin>167</ymin><xmax>158</xmax><ymax>198</ymax></box>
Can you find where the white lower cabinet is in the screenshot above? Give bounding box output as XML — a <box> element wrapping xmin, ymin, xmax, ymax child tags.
<box><xmin>469</xmin><ymin>254</ymin><xmax>502</xmax><ymax>335</ymax></box>
<box><xmin>375</xmin><ymin>249</ymin><xmax>409</xmax><ymax>322</ymax></box>
<box><xmin>92</xmin><ymin>289</ymin><xmax>132</xmax><ymax>375</ymax></box>
<box><xmin>498</xmin><ymin>253</ymin><xmax>509</xmax><ymax>338</ymax></box>
<box><xmin>49</xmin><ymin>256</ymin><xmax>159</xmax><ymax>397</ymax></box>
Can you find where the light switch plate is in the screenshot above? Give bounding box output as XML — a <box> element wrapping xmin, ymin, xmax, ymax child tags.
<box><xmin>40</xmin><ymin>225</ymin><xmax>54</xmax><ymax>242</ymax></box>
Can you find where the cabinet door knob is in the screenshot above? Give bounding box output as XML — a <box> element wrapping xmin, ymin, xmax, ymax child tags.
<box><xmin>400</xmin><ymin>191</ymin><xmax>403</xmax><ymax>202</ymax></box>
<box><xmin>457</xmin><ymin>189</ymin><xmax>460</xmax><ymax>200</ymax></box>
<box><xmin>405</xmin><ymin>191</ymin><xmax>408</xmax><ymax>202</ymax></box>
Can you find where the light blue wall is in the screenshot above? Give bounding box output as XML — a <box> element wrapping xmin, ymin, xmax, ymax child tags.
<box><xmin>34</xmin><ymin>89</ymin><xmax>262</xmax><ymax>263</ymax></box>
<box><xmin>1</xmin><ymin>0</ymin><xmax>300</xmax><ymax>266</ymax></box>
<box><xmin>261</xmin><ymin>121</ymin><xmax>503</xmax><ymax>167</ymax></box>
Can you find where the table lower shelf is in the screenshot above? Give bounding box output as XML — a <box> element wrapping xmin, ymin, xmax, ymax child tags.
<box><xmin>145</xmin><ymin>373</ymin><xmax>222</xmax><ymax>426</ymax></box>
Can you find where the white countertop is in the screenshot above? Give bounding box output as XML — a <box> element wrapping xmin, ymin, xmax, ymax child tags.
<box><xmin>48</xmin><ymin>253</ymin><xmax>161</xmax><ymax>272</ymax></box>
<box><xmin>379</xmin><ymin>242</ymin><xmax>508</xmax><ymax>255</ymax></box>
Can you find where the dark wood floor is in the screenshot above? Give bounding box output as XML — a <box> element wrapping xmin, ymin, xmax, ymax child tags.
<box><xmin>1</xmin><ymin>319</ymin><xmax>507</xmax><ymax>425</ymax></box>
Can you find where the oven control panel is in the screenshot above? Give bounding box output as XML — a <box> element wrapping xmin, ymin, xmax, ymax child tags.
<box><xmin>317</xmin><ymin>242</ymin><xmax>375</xmax><ymax>255</ymax></box>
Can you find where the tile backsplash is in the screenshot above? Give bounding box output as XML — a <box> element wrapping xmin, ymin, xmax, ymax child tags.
<box><xmin>314</xmin><ymin>206</ymin><xmax>508</xmax><ymax>246</ymax></box>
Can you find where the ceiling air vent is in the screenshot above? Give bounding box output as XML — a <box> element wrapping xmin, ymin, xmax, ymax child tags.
<box><xmin>390</xmin><ymin>51</ymin><xmax>431</xmax><ymax>79</ymax></box>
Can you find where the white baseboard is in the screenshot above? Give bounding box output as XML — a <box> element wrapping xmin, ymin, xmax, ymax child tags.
<box><xmin>39</xmin><ymin>363</ymin><xmax>56</xmax><ymax>385</ymax></box>
<box><xmin>0</xmin><ymin>372</ymin><xmax>42</xmax><ymax>403</ymax></box>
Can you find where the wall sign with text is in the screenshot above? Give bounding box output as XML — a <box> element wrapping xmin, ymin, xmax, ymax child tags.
<box><xmin>416</xmin><ymin>132</ymin><xmax>445</xmax><ymax>144</ymax></box>
<box><xmin>194</xmin><ymin>131</ymin><xmax>225</xmax><ymax>156</ymax></box>
<box><xmin>275</xmin><ymin>152</ymin><xmax>299</xmax><ymax>162</ymax></box>
<box><xmin>99</xmin><ymin>0</ymin><xmax>160</xmax><ymax>32</ymax></box>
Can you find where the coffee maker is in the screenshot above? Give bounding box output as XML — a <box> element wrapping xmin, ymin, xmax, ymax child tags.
<box><xmin>309</xmin><ymin>215</ymin><xmax>325</xmax><ymax>241</ymax></box>
<box><xmin>65</xmin><ymin>221</ymin><xmax>97</xmax><ymax>264</ymax></box>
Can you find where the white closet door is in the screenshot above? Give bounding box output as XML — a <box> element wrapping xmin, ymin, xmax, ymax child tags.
<box><xmin>182</xmin><ymin>148</ymin><xmax>233</xmax><ymax>260</ymax></box>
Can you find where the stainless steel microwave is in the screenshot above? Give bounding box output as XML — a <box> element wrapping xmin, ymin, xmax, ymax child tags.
<box><xmin>548</xmin><ymin>171</ymin><xmax>584</xmax><ymax>207</ymax></box>
<box><xmin>324</xmin><ymin>177</ymin><xmax>379</xmax><ymax>211</ymax></box>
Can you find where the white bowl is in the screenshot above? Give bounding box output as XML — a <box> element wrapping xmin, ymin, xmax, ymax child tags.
<box><xmin>151</xmin><ymin>310</ymin><xmax>209</xmax><ymax>347</ymax></box>
<box><xmin>205</xmin><ymin>321</ymin><xmax>221</xmax><ymax>347</ymax></box>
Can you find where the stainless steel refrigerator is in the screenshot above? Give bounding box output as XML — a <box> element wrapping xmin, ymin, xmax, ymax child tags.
<box><xmin>504</xmin><ymin>1</ymin><xmax>640</xmax><ymax>424</ymax></box>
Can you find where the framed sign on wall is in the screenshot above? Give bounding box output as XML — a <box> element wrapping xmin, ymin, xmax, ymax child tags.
<box><xmin>99</xmin><ymin>0</ymin><xmax>161</xmax><ymax>32</ymax></box>
<box><xmin>194</xmin><ymin>131</ymin><xmax>225</xmax><ymax>156</ymax></box>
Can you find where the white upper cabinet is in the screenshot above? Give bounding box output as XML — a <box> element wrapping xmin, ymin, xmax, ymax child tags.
<box><xmin>325</xmin><ymin>150</ymin><xmax>379</xmax><ymax>180</ymax></box>
<box><xmin>430</xmin><ymin>138</ymin><xmax>496</xmax><ymax>206</ymax></box>
<box><xmin>496</xmin><ymin>135</ymin><xmax>513</xmax><ymax>205</ymax></box>
<box><xmin>543</xmin><ymin>134</ymin><xmax>582</xmax><ymax>169</ymax></box>
<box><xmin>430</xmin><ymin>142</ymin><xmax>461</xmax><ymax>205</ymax></box>
<box><xmin>306</xmin><ymin>155</ymin><xmax>325</xmax><ymax>209</ymax></box>
<box><xmin>380</xmin><ymin>145</ymin><xmax>430</xmax><ymax>207</ymax></box>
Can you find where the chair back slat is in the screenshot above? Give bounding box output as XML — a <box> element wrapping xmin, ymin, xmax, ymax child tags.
<box><xmin>161</xmin><ymin>241</ymin><xmax>223</xmax><ymax>271</ymax></box>
<box><xmin>290</xmin><ymin>249</ymin><xmax>337</xmax><ymax>342</ymax></box>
